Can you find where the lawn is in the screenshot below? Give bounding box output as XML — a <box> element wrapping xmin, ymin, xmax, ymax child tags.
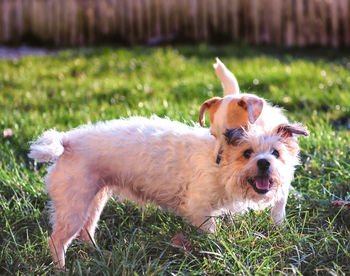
<box><xmin>0</xmin><ymin>44</ymin><xmax>349</xmax><ymax>275</ymax></box>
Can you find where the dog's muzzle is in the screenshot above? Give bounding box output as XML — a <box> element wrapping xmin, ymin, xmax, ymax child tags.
<box><xmin>248</xmin><ymin>176</ymin><xmax>273</xmax><ymax>194</ymax></box>
<box><xmin>247</xmin><ymin>158</ymin><xmax>273</xmax><ymax>194</ymax></box>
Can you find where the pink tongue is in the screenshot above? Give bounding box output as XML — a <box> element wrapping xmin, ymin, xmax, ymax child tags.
<box><xmin>255</xmin><ymin>177</ymin><xmax>269</xmax><ymax>190</ymax></box>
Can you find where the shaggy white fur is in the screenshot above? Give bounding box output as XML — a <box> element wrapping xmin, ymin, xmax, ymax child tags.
<box><xmin>28</xmin><ymin>58</ymin><xmax>308</xmax><ymax>269</ymax></box>
<box><xmin>29</xmin><ymin>115</ymin><xmax>308</xmax><ymax>268</ymax></box>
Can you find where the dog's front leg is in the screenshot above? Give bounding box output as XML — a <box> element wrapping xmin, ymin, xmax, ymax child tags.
<box><xmin>187</xmin><ymin>211</ymin><xmax>217</xmax><ymax>233</ymax></box>
<box><xmin>271</xmin><ymin>197</ymin><xmax>287</xmax><ymax>225</ymax></box>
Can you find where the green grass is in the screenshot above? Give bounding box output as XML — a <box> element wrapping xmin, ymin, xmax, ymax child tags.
<box><xmin>1</xmin><ymin>44</ymin><xmax>349</xmax><ymax>275</ymax></box>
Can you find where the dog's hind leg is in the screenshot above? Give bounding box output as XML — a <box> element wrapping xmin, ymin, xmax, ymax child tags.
<box><xmin>46</xmin><ymin>164</ymin><xmax>99</xmax><ymax>268</ymax></box>
<box><xmin>77</xmin><ymin>186</ymin><xmax>112</xmax><ymax>245</ymax></box>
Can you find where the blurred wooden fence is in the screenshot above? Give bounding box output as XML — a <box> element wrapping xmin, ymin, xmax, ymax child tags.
<box><xmin>0</xmin><ymin>0</ymin><xmax>350</xmax><ymax>47</ymax></box>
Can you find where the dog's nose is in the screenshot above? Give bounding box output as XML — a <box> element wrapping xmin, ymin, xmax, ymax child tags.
<box><xmin>257</xmin><ymin>159</ymin><xmax>270</xmax><ymax>171</ymax></box>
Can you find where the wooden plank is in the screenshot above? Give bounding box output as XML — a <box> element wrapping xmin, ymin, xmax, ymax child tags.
<box><xmin>163</xmin><ymin>0</ymin><xmax>170</xmax><ymax>40</ymax></box>
<box><xmin>15</xmin><ymin>0</ymin><xmax>23</xmax><ymax>38</ymax></box>
<box><xmin>221</xmin><ymin>0</ymin><xmax>228</xmax><ymax>36</ymax></box>
<box><xmin>154</xmin><ymin>0</ymin><xmax>161</xmax><ymax>38</ymax></box>
<box><xmin>284</xmin><ymin>0</ymin><xmax>295</xmax><ymax>46</ymax></box>
<box><xmin>210</xmin><ymin>0</ymin><xmax>218</xmax><ymax>38</ymax></box>
<box><xmin>306</xmin><ymin>0</ymin><xmax>316</xmax><ymax>45</ymax></box>
<box><xmin>340</xmin><ymin>0</ymin><xmax>350</xmax><ymax>46</ymax></box>
<box><xmin>200</xmin><ymin>0</ymin><xmax>208</xmax><ymax>41</ymax></box>
<box><xmin>262</xmin><ymin>0</ymin><xmax>271</xmax><ymax>44</ymax></box>
<box><xmin>330</xmin><ymin>0</ymin><xmax>339</xmax><ymax>48</ymax></box>
<box><xmin>251</xmin><ymin>0</ymin><xmax>259</xmax><ymax>44</ymax></box>
<box><xmin>0</xmin><ymin>1</ymin><xmax>2</xmax><ymax>41</ymax></box>
<box><xmin>271</xmin><ymin>0</ymin><xmax>282</xmax><ymax>45</ymax></box>
<box><xmin>296</xmin><ymin>0</ymin><xmax>305</xmax><ymax>46</ymax></box>
<box><xmin>69</xmin><ymin>0</ymin><xmax>77</xmax><ymax>45</ymax></box>
<box><xmin>119</xmin><ymin>0</ymin><xmax>126</xmax><ymax>39</ymax></box>
<box><xmin>190</xmin><ymin>0</ymin><xmax>198</xmax><ymax>40</ymax></box>
<box><xmin>318</xmin><ymin>0</ymin><xmax>328</xmax><ymax>46</ymax></box>
<box><xmin>241</xmin><ymin>0</ymin><xmax>249</xmax><ymax>42</ymax></box>
<box><xmin>171</xmin><ymin>0</ymin><xmax>179</xmax><ymax>35</ymax></box>
<box><xmin>135</xmin><ymin>0</ymin><xmax>143</xmax><ymax>42</ymax></box>
<box><xmin>231</xmin><ymin>0</ymin><xmax>239</xmax><ymax>40</ymax></box>
<box><xmin>144</xmin><ymin>0</ymin><xmax>151</xmax><ymax>41</ymax></box>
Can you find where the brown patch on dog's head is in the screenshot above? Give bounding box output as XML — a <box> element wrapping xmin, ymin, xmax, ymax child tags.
<box><xmin>199</xmin><ymin>97</ymin><xmax>222</xmax><ymax>127</ymax></box>
<box><xmin>226</xmin><ymin>95</ymin><xmax>264</xmax><ymax>128</ymax></box>
<box><xmin>199</xmin><ymin>94</ymin><xmax>264</xmax><ymax>139</ymax></box>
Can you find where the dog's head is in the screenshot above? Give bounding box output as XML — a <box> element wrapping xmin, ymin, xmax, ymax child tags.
<box><xmin>199</xmin><ymin>94</ymin><xmax>264</xmax><ymax>137</ymax></box>
<box><xmin>220</xmin><ymin>123</ymin><xmax>309</xmax><ymax>201</ymax></box>
<box><xmin>199</xmin><ymin>58</ymin><xmax>264</xmax><ymax>137</ymax></box>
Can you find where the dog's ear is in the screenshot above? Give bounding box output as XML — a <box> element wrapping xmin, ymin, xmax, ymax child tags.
<box><xmin>275</xmin><ymin>123</ymin><xmax>309</xmax><ymax>138</ymax></box>
<box><xmin>238</xmin><ymin>96</ymin><xmax>264</xmax><ymax>124</ymax></box>
<box><xmin>214</xmin><ymin>58</ymin><xmax>240</xmax><ymax>96</ymax></box>
<box><xmin>199</xmin><ymin>97</ymin><xmax>222</xmax><ymax>126</ymax></box>
<box><xmin>224</xmin><ymin>128</ymin><xmax>245</xmax><ymax>145</ymax></box>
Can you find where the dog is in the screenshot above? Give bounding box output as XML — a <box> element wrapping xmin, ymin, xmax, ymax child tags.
<box><xmin>29</xmin><ymin>113</ymin><xmax>308</xmax><ymax>268</ymax></box>
<box><xmin>199</xmin><ymin>58</ymin><xmax>291</xmax><ymax>167</ymax></box>
<box><xmin>199</xmin><ymin>58</ymin><xmax>288</xmax><ymax>136</ymax></box>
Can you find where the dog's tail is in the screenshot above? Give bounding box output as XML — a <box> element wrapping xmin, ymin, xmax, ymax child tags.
<box><xmin>213</xmin><ymin>57</ymin><xmax>240</xmax><ymax>96</ymax></box>
<box><xmin>28</xmin><ymin>130</ymin><xmax>65</xmax><ymax>163</ymax></box>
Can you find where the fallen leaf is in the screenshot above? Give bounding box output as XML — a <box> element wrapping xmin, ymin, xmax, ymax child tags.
<box><xmin>171</xmin><ymin>233</ymin><xmax>191</xmax><ymax>255</ymax></box>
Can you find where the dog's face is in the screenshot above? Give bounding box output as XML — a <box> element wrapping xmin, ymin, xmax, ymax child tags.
<box><xmin>221</xmin><ymin>124</ymin><xmax>308</xmax><ymax>201</ymax></box>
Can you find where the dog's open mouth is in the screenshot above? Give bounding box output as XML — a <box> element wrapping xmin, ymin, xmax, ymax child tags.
<box><xmin>248</xmin><ymin>176</ymin><xmax>273</xmax><ymax>194</ymax></box>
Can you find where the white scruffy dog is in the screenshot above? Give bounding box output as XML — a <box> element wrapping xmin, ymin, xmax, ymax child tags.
<box><xmin>29</xmin><ymin>115</ymin><xmax>307</xmax><ymax>268</ymax></box>
<box><xmin>28</xmin><ymin>59</ymin><xmax>308</xmax><ymax>268</ymax></box>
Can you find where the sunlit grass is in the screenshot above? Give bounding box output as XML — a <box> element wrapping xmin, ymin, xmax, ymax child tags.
<box><xmin>0</xmin><ymin>44</ymin><xmax>349</xmax><ymax>275</ymax></box>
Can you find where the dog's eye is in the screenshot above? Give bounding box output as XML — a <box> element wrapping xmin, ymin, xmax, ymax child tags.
<box><xmin>272</xmin><ymin>149</ymin><xmax>279</xmax><ymax>158</ymax></box>
<box><xmin>243</xmin><ymin>149</ymin><xmax>253</xmax><ymax>159</ymax></box>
